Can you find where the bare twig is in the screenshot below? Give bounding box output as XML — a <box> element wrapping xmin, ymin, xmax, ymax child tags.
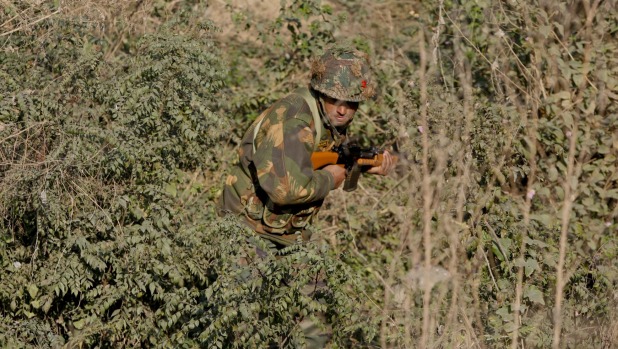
<box><xmin>0</xmin><ymin>7</ymin><xmax>62</xmax><ymax>37</ymax></box>
<box><xmin>418</xmin><ymin>22</ymin><xmax>434</xmax><ymax>349</ymax></box>
<box><xmin>443</xmin><ymin>10</ymin><xmax>537</xmax><ymax>104</ymax></box>
<box><xmin>553</xmin><ymin>1</ymin><xmax>600</xmax><ymax>347</ymax></box>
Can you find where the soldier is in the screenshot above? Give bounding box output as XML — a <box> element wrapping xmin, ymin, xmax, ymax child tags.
<box><xmin>219</xmin><ymin>45</ymin><xmax>395</xmax><ymax>248</ymax></box>
<box><xmin>218</xmin><ymin>45</ymin><xmax>395</xmax><ymax>348</ymax></box>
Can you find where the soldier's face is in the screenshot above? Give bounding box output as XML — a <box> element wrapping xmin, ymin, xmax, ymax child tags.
<box><xmin>322</xmin><ymin>95</ymin><xmax>359</xmax><ymax>128</ymax></box>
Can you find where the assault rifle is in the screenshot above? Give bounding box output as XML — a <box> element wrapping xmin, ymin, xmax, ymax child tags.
<box><xmin>311</xmin><ymin>143</ymin><xmax>396</xmax><ymax>192</ymax></box>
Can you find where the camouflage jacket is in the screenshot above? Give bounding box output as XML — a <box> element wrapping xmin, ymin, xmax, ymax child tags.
<box><xmin>219</xmin><ymin>86</ymin><xmax>345</xmax><ymax>246</ymax></box>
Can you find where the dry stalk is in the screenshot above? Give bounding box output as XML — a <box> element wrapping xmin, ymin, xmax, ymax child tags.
<box><xmin>509</xmin><ymin>4</ymin><xmax>544</xmax><ymax>346</ymax></box>
<box><xmin>552</xmin><ymin>1</ymin><xmax>600</xmax><ymax>347</ymax></box>
<box><xmin>444</xmin><ymin>10</ymin><xmax>536</xmax><ymax>105</ymax></box>
<box><xmin>417</xmin><ymin>23</ymin><xmax>434</xmax><ymax>349</ymax></box>
<box><xmin>446</xmin><ymin>13</ymin><xmax>476</xmax><ymax>346</ymax></box>
<box><xmin>0</xmin><ymin>1</ymin><xmax>62</xmax><ymax>37</ymax></box>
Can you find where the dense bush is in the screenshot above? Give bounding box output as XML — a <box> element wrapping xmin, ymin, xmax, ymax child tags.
<box><xmin>0</xmin><ymin>3</ymin><xmax>382</xmax><ymax>347</ymax></box>
<box><xmin>0</xmin><ymin>11</ymin><xmax>228</xmax><ymax>345</ymax></box>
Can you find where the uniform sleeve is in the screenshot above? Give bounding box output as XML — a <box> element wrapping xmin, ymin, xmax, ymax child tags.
<box><xmin>252</xmin><ymin>102</ymin><xmax>334</xmax><ymax>206</ymax></box>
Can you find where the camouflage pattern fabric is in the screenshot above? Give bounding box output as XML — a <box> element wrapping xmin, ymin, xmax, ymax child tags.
<box><xmin>219</xmin><ymin>86</ymin><xmax>345</xmax><ymax>246</ymax></box>
<box><xmin>310</xmin><ymin>45</ymin><xmax>376</xmax><ymax>102</ymax></box>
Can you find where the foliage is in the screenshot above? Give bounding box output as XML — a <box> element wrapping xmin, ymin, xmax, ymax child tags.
<box><xmin>1</xmin><ymin>0</ymin><xmax>617</xmax><ymax>348</ymax></box>
<box><xmin>0</xmin><ymin>5</ymin><xmax>222</xmax><ymax>346</ymax></box>
<box><xmin>219</xmin><ymin>0</ymin><xmax>343</xmax><ymax>127</ymax></box>
<box><xmin>0</xmin><ymin>2</ymin><xmax>381</xmax><ymax>347</ymax></box>
<box><xmin>316</xmin><ymin>0</ymin><xmax>618</xmax><ymax>347</ymax></box>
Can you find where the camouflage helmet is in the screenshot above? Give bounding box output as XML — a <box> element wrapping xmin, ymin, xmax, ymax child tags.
<box><xmin>310</xmin><ymin>46</ymin><xmax>376</xmax><ymax>102</ymax></box>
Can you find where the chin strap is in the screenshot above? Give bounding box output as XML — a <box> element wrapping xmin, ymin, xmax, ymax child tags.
<box><xmin>316</xmin><ymin>92</ymin><xmax>345</xmax><ymax>141</ymax></box>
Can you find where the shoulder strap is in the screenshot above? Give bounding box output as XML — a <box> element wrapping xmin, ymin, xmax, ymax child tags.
<box><xmin>252</xmin><ymin>112</ymin><xmax>268</xmax><ymax>155</ymax></box>
<box><xmin>297</xmin><ymin>87</ymin><xmax>322</xmax><ymax>151</ymax></box>
<box><xmin>252</xmin><ymin>88</ymin><xmax>323</xmax><ymax>155</ymax></box>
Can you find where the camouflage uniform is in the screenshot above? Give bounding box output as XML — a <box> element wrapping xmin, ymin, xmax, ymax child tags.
<box><xmin>219</xmin><ymin>46</ymin><xmax>375</xmax><ymax>247</ymax></box>
<box><xmin>219</xmin><ymin>86</ymin><xmax>345</xmax><ymax>246</ymax></box>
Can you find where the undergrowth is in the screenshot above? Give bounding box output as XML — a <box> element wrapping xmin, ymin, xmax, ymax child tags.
<box><xmin>1</xmin><ymin>0</ymin><xmax>616</xmax><ymax>348</ymax></box>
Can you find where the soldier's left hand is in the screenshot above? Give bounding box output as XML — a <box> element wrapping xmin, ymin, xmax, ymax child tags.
<box><xmin>366</xmin><ymin>150</ymin><xmax>395</xmax><ymax>176</ymax></box>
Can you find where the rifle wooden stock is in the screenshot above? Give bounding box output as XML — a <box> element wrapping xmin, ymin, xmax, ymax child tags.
<box><xmin>311</xmin><ymin>152</ymin><xmax>395</xmax><ymax>170</ymax></box>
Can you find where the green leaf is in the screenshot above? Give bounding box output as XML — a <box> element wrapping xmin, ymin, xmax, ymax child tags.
<box><xmin>27</xmin><ymin>284</ymin><xmax>39</xmax><ymax>299</ymax></box>
<box><xmin>531</xmin><ymin>214</ymin><xmax>553</xmax><ymax>227</ymax></box>
<box><xmin>553</xmin><ymin>91</ymin><xmax>571</xmax><ymax>100</ymax></box>
<box><xmin>524</xmin><ymin>237</ymin><xmax>548</xmax><ymax>248</ymax></box>
<box><xmin>73</xmin><ymin>318</ymin><xmax>85</xmax><ymax>330</ymax></box>
<box><xmin>42</xmin><ymin>297</ymin><xmax>53</xmax><ymax>313</ymax></box>
<box><xmin>539</xmin><ymin>25</ymin><xmax>551</xmax><ymax>38</ymax></box>
<box><xmin>562</xmin><ymin>111</ymin><xmax>574</xmax><ymax>128</ymax></box>
<box><xmin>524</xmin><ymin>285</ymin><xmax>545</xmax><ymax>305</ymax></box>
<box><xmin>604</xmin><ymin>189</ymin><xmax>618</xmax><ymax>199</ymax></box>
<box><xmin>503</xmin><ymin>321</ymin><xmax>519</xmax><ymax>333</ymax></box>
<box><xmin>525</xmin><ymin>258</ymin><xmax>540</xmax><ymax>277</ymax></box>
<box><xmin>548</xmin><ymin>166</ymin><xmax>559</xmax><ymax>182</ymax></box>
<box><xmin>165</xmin><ymin>182</ymin><xmax>177</xmax><ymax>197</ymax></box>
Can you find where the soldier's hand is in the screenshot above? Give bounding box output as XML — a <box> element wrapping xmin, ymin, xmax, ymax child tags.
<box><xmin>323</xmin><ymin>164</ymin><xmax>346</xmax><ymax>189</ymax></box>
<box><xmin>366</xmin><ymin>150</ymin><xmax>395</xmax><ymax>176</ymax></box>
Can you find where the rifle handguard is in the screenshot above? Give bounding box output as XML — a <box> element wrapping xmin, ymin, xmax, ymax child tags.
<box><xmin>356</xmin><ymin>154</ymin><xmax>385</xmax><ymax>167</ymax></box>
<box><xmin>312</xmin><ymin>153</ymin><xmax>392</xmax><ymax>170</ymax></box>
<box><xmin>310</xmin><ymin>147</ymin><xmax>397</xmax><ymax>191</ymax></box>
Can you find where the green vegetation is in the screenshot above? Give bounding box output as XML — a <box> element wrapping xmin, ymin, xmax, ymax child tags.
<box><xmin>1</xmin><ymin>0</ymin><xmax>616</xmax><ymax>348</ymax></box>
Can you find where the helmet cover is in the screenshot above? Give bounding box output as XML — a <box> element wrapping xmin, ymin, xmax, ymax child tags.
<box><xmin>310</xmin><ymin>46</ymin><xmax>376</xmax><ymax>102</ymax></box>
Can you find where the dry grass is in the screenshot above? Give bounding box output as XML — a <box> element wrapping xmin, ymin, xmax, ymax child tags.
<box><xmin>205</xmin><ymin>0</ymin><xmax>279</xmax><ymax>42</ymax></box>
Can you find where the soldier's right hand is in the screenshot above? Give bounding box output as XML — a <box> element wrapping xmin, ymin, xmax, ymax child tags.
<box><xmin>323</xmin><ymin>165</ymin><xmax>346</xmax><ymax>189</ymax></box>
